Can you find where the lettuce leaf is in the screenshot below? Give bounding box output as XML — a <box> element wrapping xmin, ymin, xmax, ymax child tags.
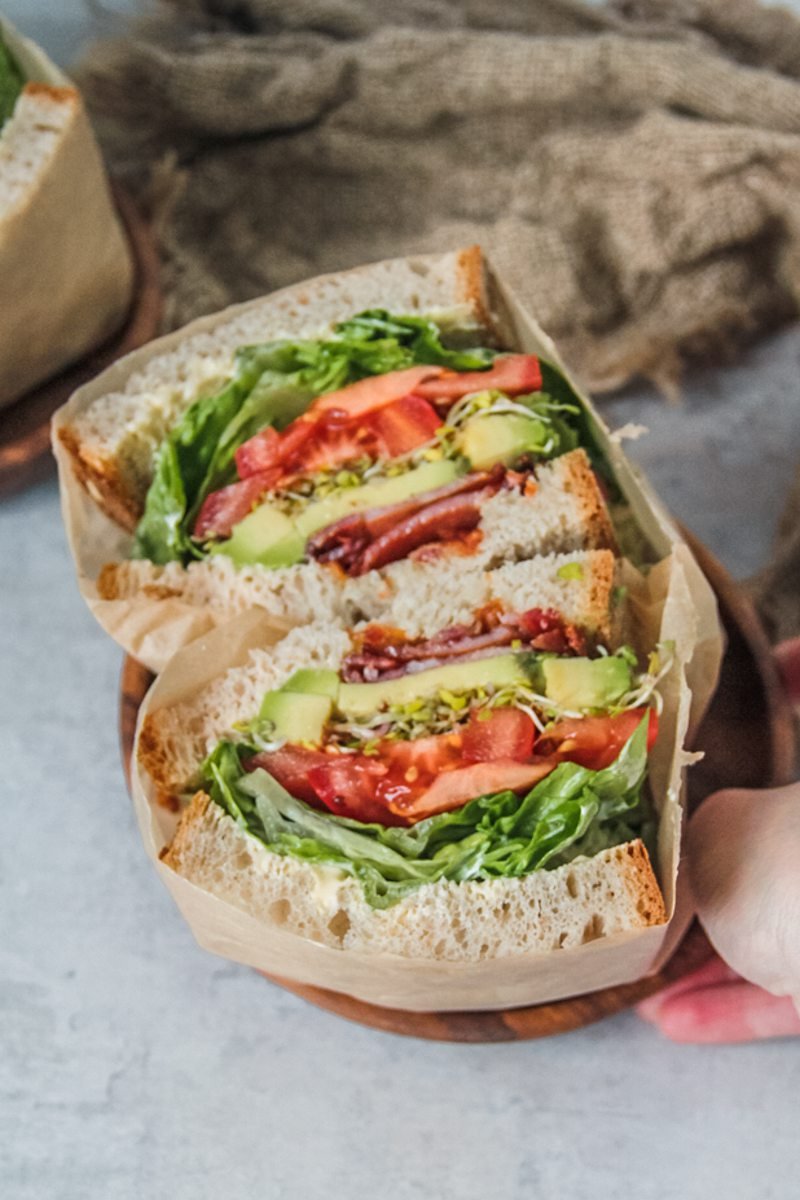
<box><xmin>201</xmin><ymin>717</ymin><xmax>653</xmax><ymax>909</ymax></box>
<box><xmin>0</xmin><ymin>32</ymin><xmax>24</xmax><ymax>127</ymax></box>
<box><xmin>134</xmin><ymin>313</ymin><xmax>495</xmax><ymax>564</ymax></box>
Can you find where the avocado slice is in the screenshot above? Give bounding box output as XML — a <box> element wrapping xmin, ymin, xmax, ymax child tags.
<box><xmin>280</xmin><ymin>668</ymin><xmax>340</xmax><ymax>698</ymax></box>
<box><xmin>459</xmin><ymin>413</ymin><xmax>550</xmax><ymax>469</ymax></box>
<box><xmin>293</xmin><ymin>459</ymin><xmax>460</xmax><ymax>539</ymax></box>
<box><xmin>258</xmin><ymin>690</ymin><xmax>333</xmax><ymax>746</ymax></box>
<box><xmin>211</xmin><ymin>504</ymin><xmax>305</xmax><ymax>568</ymax></box>
<box><xmin>542</xmin><ymin>655</ymin><xmax>632</xmax><ymax>710</ymax></box>
<box><xmin>337</xmin><ymin>653</ymin><xmax>531</xmax><ymax>720</ymax></box>
<box><xmin>214</xmin><ymin>459</ymin><xmax>461</xmax><ymax>568</ymax></box>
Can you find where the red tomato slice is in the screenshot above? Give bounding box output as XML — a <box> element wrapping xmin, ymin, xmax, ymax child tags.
<box><xmin>309</xmin><ymin>365</ymin><xmax>444</xmax><ymax>419</ymax></box>
<box><xmin>237</xmin><ymin>411</ymin><xmax>377</xmax><ymax>484</ymax></box>
<box><xmin>416</xmin><ymin>354</ymin><xmax>542</xmax><ymax>402</ymax></box>
<box><xmin>244</xmin><ymin>746</ymin><xmax>331</xmax><ymax>806</ymax></box>
<box><xmin>378</xmin><ymin>731</ymin><xmax>463</xmax><ymax>776</ymax></box>
<box><xmin>538</xmin><ymin>708</ymin><xmax>658</xmax><ymax>772</ymax></box>
<box><xmin>193</xmin><ymin>471</ymin><xmax>279</xmax><ymax>539</ymax></box>
<box><xmin>306</xmin><ymin>756</ymin><xmax>410</xmax><ymax>826</ymax></box>
<box><xmin>460</xmin><ymin>707</ymin><xmax>536</xmax><ymax>764</ymax></box>
<box><xmin>235</xmin><ymin>420</ymin><xmax>314</xmax><ymax>479</ymax></box>
<box><xmin>397</xmin><ymin>758</ymin><xmax>558</xmax><ymax>820</ymax></box>
<box><xmin>365</xmin><ymin>394</ymin><xmax>443</xmax><ymax>457</ymax></box>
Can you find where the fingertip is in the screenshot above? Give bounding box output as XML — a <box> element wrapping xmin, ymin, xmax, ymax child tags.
<box><xmin>643</xmin><ymin>984</ymin><xmax>800</xmax><ymax>1044</ymax></box>
<box><xmin>774</xmin><ymin>637</ymin><xmax>800</xmax><ymax>705</ymax></box>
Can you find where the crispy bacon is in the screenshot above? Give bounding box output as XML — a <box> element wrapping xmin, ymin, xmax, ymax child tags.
<box><xmin>356</xmin><ymin>487</ymin><xmax>493</xmax><ymax>574</ymax></box>
<box><xmin>193</xmin><ymin>471</ymin><xmax>281</xmax><ymax>539</ymax></box>
<box><xmin>306</xmin><ymin>466</ymin><xmax>504</xmax><ymax>573</ymax></box>
<box><xmin>341</xmin><ymin>606</ymin><xmax>590</xmax><ymax>682</ymax></box>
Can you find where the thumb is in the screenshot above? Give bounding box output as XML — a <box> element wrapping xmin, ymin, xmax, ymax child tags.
<box><xmin>688</xmin><ymin>784</ymin><xmax>800</xmax><ymax>1003</ymax></box>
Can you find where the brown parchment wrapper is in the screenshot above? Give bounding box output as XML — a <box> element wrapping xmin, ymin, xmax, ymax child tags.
<box><xmin>57</xmin><ymin>249</ymin><xmax>723</xmax><ymax>1008</ymax></box>
<box><xmin>0</xmin><ymin>17</ymin><xmax>134</xmax><ymax>408</ymax></box>
<box><xmin>131</xmin><ymin>536</ymin><xmax>714</xmax><ymax>1011</ymax></box>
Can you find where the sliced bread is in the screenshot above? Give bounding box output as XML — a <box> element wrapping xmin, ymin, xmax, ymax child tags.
<box><xmin>162</xmin><ymin>792</ymin><xmax>665</xmax><ymax>963</ymax></box>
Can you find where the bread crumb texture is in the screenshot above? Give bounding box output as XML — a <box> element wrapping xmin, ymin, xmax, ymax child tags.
<box><xmin>163</xmin><ymin>794</ymin><xmax>665</xmax><ymax>963</ymax></box>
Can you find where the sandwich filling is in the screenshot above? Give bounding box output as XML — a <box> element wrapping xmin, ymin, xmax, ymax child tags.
<box><xmin>134</xmin><ymin>311</ymin><xmax>593</xmax><ymax>569</ymax></box>
<box><xmin>196</xmin><ymin>611</ymin><xmax>671</xmax><ymax>908</ymax></box>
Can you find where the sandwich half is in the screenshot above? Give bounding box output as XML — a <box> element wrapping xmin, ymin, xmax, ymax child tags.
<box><xmin>56</xmin><ymin>248</ymin><xmax>621</xmax><ymax>669</ymax></box>
<box><xmin>0</xmin><ymin>18</ymin><xmax>133</xmax><ymax>406</ymax></box>
<box><xmin>141</xmin><ymin>552</ymin><xmax>670</xmax><ymax>962</ymax></box>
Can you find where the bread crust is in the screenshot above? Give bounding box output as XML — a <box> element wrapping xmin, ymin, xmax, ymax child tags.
<box><xmin>557</xmin><ymin>448</ymin><xmax>617</xmax><ymax>553</ymax></box>
<box><xmin>57</xmin><ymin>429</ymin><xmax>140</xmax><ymax>534</ymax></box>
<box><xmin>161</xmin><ymin>791</ymin><xmax>666</xmax><ymax>962</ymax></box>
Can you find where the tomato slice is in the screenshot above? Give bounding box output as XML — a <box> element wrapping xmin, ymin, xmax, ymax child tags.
<box><xmin>460</xmin><ymin>707</ymin><xmax>536</xmax><ymax>764</ymax></box>
<box><xmin>244</xmin><ymin>746</ymin><xmax>331</xmax><ymax>805</ymax></box>
<box><xmin>245</xmin><ymin>707</ymin><xmax>656</xmax><ymax>827</ymax></box>
<box><xmin>306</xmin><ymin>756</ymin><xmax>410</xmax><ymax>826</ymax></box>
<box><xmin>193</xmin><ymin>471</ymin><xmax>279</xmax><ymax>539</ymax></box>
<box><xmin>396</xmin><ymin>758</ymin><xmax>558</xmax><ymax>820</ymax></box>
<box><xmin>235</xmin><ymin>420</ymin><xmax>314</xmax><ymax>479</ymax></box>
<box><xmin>365</xmin><ymin>394</ymin><xmax>443</xmax><ymax>457</ymax></box>
<box><xmin>416</xmin><ymin>354</ymin><xmax>542</xmax><ymax>402</ymax></box>
<box><xmin>538</xmin><ymin>708</ymin><xmax>658</xmax><ymax>771</ymax></box>
<box><xmin>379</xmin><ymin>731</ymin><xmax>463</xmax><ymax>776</ymax></box>
<box><xmin>309</xmin><ymin>365</ymin><xmax>444</xmax><ymax>418</ymax></box>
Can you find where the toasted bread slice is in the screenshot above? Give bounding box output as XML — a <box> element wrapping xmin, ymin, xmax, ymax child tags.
<box><xmin>96</xmin><ymin>448</ymin><xmax>616</xmax><ymax>638</ymax></box>
<box><xmin>161</xmin><ymin>792</ymin><xmax>665</xmax><ymax>963</ymax></box>
<box><xmin>343</xmin><ymin>548</ymin><xmax>621</xmax><ymax>643</ymax></box>
<box><xmin>137</xmin><ymin>549</ymin><xmax>621</xmax><ymax>797</ymax></box>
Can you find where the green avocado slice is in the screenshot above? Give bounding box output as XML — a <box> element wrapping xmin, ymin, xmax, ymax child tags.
<box><xmin>213</xmin><ymin>458</ymin><xmax>461</xmax><ymax>569</ymax></box>
<box><xmin>258</xmin><ymin>691</ymin><xmax>333</xmax><ymax>746</ymax></box>
<box><xmin>458</xmin><ymin>412</ymin><xmax>550</xmax><ymax>469</ymax></box>
<box><xmin>337</xmin><ymin>653</ymin><xmax>531</xmax><ymax>720</ymax></box>
<box><xmin>541</xmin><ymin>655</ymin><xmax>632</xmax><ymax>710</ymax></box>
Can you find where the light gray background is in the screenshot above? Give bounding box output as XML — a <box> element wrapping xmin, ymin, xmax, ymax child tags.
<box><xmin>3</xmin><ymin>4</ymin><xmax>800</xmax><ymax>1199</ymax></box>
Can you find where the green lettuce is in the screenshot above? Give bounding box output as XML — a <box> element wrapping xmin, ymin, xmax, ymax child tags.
<box><xmin>201</xmin><ymin>717</ymin><xmax>653</xmax><ymax>909</ymax></box>
<box><xmin>0</xmin><ymin>32</ymin><xmax>24</xmax><ymax>127</ymax></box>
<box><xmin>134</xmin><ymin>312</ymin><xmax>495</xmax><ymax>565</ymax></box>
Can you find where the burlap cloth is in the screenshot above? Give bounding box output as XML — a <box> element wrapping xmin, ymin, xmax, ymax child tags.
<box><xmin>78</xmin><ymin>0</ymin><xmax>800</xmax><ymax>639</ymax></box>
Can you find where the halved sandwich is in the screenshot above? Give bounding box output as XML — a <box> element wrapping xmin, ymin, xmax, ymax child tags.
<box><xmin>141</xmin><ymin>552</ymin><xmax>671</xmax><ymax>962</ymax></box>
<box><xmin>55</xmin><ymin>249</ymin><xmax>619</xmax><ymax>670</ymax></box>
<box><xmin>0</xmin><ymin>18</ymin><xmax>133</xmax><ymax>406</ymax></box>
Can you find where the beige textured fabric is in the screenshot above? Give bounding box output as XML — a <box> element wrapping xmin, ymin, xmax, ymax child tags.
<box><xmin>77</xmin><ymin>0</ymin><xmax>800</xmax><ymax>641</ymax></box>
<box><xmin>78</xmin><ymin>0</ymin><xmax>800</xmax><ymax>395</ymax></box>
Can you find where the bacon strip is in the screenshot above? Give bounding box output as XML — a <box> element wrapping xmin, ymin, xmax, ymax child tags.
<box><xmin>306</xmin><ymin>466</ymin><xmax>504</xmax><ymax>573</ymax></box>
<box><xmin>341</xmin><ymin>607</ymin><xmax>589</xmax><ymax>682</ymax></box>
<box><xmin>356</xmin><ymin>488</ymin><xmax>493</xmax><ymax>574</ymax></box>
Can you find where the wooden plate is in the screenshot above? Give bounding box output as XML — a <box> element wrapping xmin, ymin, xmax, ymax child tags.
<box><xmin>0</xmin><ymin>186</ymin><xmax>162</xmax><ymax>497</ymax></box>
<box><xmin>119</xmin><ymin>531</ymin><xmax>795</xmax><ymax>1041</ymax></box>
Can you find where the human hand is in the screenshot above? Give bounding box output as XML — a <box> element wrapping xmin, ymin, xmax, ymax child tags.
<box><xmin>637</xmin><ymin>638</ymin><xmax>800</xmax><ymax>1043</ymax></box>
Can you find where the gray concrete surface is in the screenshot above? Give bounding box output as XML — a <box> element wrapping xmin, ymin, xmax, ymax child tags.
<box><xmin>3</xmin><ymin>4</ymin><xmax>800</xmax><ymax>1199</ymax></box>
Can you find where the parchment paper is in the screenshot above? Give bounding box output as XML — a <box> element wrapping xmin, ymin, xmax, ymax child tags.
<box><xmin>131</xmin><ymin>538</ymin><xmax>712</xmax><ymax>1011</ymax></box>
